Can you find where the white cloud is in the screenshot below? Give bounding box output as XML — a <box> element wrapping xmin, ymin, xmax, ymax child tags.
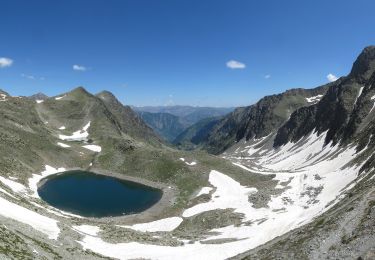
<box><xmin>226</xmin><ymin>60</ymin><xmax>246</xmax><ymax>69</ymax></box>
<box><xmin>21</xmin><ymin>74</ymin><xmax>45</xmax><ymax>80</ymax></box>
<box><xmin>327</xmin><ymin>73</ymin><xmax>338</xmax><ymax>82</ymax></box>
<box><xmin>73</xmin><ymin>64</ymin><xmax>87</xmax><ymax>71</ymax></box>
<box><xmin>264</xmin><ymin>74</ymin><xmax>271</xmax><ymax>79</ymax></box>
<box><xmin>21</xmin><ymin>73</ymin><xmax>35</xmax><ymax>80</ymax></box>
<box><xmin>0</xmin><ymin>57</ymin><xmax>13</xmax><ymax>68</ymax></box>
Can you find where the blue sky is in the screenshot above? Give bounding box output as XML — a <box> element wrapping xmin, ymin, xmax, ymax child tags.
<box><xmin>0</xmin><ymin>0</ymin><xmax>374</xmax><ymax>107</ymax></box>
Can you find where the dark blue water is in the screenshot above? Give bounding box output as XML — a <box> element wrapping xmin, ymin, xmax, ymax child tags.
<box><xmin>37</xmin><ymin>171</ymin><xmax>162</xmax><ymax>218</ymax></box>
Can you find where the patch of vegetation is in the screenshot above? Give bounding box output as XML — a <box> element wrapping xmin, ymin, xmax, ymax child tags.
<box><xmin>21</xmin><ymin>233</ymin><xmax>62</xmax><ymax>259</ymax></box>
<box><xmin>0</xmin><ymin>226</ymin><xmax>33</xmax><ymax>260</ymax></box>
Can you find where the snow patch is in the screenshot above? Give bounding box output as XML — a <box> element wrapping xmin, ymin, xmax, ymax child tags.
<box><xmin>353</xmin><ymin>86</ymin><xmax>364</xmax><ymax>107</ymax></box>
<box><xmin>186</xmin><ymin>161</ymin><xmax>197</xmax><ymax>166</ymax></box>
<box><xmin>0</xmin><ymin>187</ymin><xmax>18</xmax><ymax>199</ymax></box>
<box><xmin>57</xmin><ymin>142</ymin><xmax>70</xmax><ymax>148</ymax></box>
<box><xmin>36</xmin><ymin>100</ymin><xmax>44</xmax><ymax>104</ymax></box>
<box><xmin>0</xmin><ymin>196</ymin><xmax>60</xmax><ymax>239</ymax></box>
<box><xmin>370</xmin><ymin>95</ymin><xmax>375</xmax><ymax>113</ymax></box>
<box><xmin>196</xmin><ymin>187</ymin><xmax>213</xmax><ymax>197</ymax></box>
<box><xmin>58</xmin><ymin>126</ymin><xmax>66</xmax><ymax>130</ymax></box>
<box><xmin>183</xmin><ymin>170</ymin><xmax>257</xmax><ymax>218</ymax></box>
<box><xmin>306</xmin><ymin>94</ymin><xmax>323</xmax><ymax>103</ymax></box>
<box><xmin>179</xmin><ymin>158</ymin><xmax>197</xmax><ymax>166</ymax></box>
<box><xmin>73</xmin><ymin>225</ymin><xmax>100</xmax><ymax>236</ymax></box>
<box><xmin>82</xmin><ymin>145</ymin><xmax>102</xmax><ymax>153</ymax></box>
<box><xmin>55</xmin><ymin>95</ymin><xmax>66</xmax><ymax>100</ymax></box>
<box><xmin>0</xmin><ymin>93</ymin><xmax>7</xmax><ymax>102</ymax></box>
<box><xmin>0</xmin><ymin>176</ymin><xmax>26</xmax><ymax>193</ymax></box>
<box><xmin>59</xmin><ymin>122</ymin><xmax>90</xmax><ymax>141</ymax></box>
<box><xmin>120</xmin><ymin>217</ymin><xmax>183</xmax><ymax>232</ymax></box>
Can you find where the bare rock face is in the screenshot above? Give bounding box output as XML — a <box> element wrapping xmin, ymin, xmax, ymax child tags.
<box><xmin>274</xmin><ymin>46</ymin><xmax>375</xmax><ymax>148</ymax></box>
<box><xmin>350</xmin><ymin>45</ymin><xmax>375</xmax><ymax>81</ymax></box>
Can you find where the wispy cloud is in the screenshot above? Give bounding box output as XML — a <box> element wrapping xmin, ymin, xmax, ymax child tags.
<box><xmin>327</xmin><ymin>73</ymin><xmax>338</xmax><ymax>82</ymax></box>
<box><xmin>226</xmin><ymin>60</ymin><xmax>246</xmax><ymax>69</ymax></box>
<box><xmin>21</xmin><ymin>73</ymin><xmax>45</xmax><ymax>80</ymax></box>
<box><xmin>264</xmin><ymin>74</ymin><xmax>271</xmax><ymax>79</ymax></box>
<box><xmin>73</xmin><ymin>64</ymin><xmax>87</xmax><ymax>71</ymax></box>
<box><xmin>21</xmin><ymin>73</ymin><xmax>35</xmax><ymax>80</ymax></box>
<box><xmin>0</xmin><ymin>57</ymin><xmax>13</xmax><ymax>68</ymax></box>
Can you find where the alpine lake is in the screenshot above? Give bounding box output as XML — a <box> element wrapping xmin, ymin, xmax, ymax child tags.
<box><xmin>37</xmin><ymin>170</ymin><xmax>162</xmax><ymax>218</ymax></box>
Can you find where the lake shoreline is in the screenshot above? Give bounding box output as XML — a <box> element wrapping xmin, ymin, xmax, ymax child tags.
<box><xmin>36</xmin><ymin>167</ymin><xmax>178</xmax><ymax>224</ymax></box>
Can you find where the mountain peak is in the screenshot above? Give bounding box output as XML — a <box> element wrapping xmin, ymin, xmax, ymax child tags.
<box><xmin>70</xmin><ymin>86</ymin><xmax>89</xmax><ymax>94</ymax></box>
<box><xmin>63</xmin><ymin>86</ymin><xmax>93</xmax><ymax>100</ymax></box>
<box><xmin>29</xmin><ymin>92</ymin><xmax>48</xmax><ymax>100</ymax></box>
<box><xmin>96</xmin><ymin>90</ymin><xmax>116</xmax><ymax>99</ymax></box>
<box><xmin>96</xmin><ymin>90</ymin><xmax>123</xmax><ymax>105</ymax></box>
<box><xmin>350</xmin><ymin>45</ymin><xmax>375</xmax><ymax>80</ymax></box>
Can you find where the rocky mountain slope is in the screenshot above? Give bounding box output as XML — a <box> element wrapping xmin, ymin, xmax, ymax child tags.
<box><xmin>182</xmin><ymin>85</ymin><xmax>329</xmax><ymax>154</ymax></box>
<box><xmin>95</xmin><ymin>90</ymin><xmax>163</xmax><ymax>145</ymax></box>
<box><xmin>173</xmin><ymin>117</ymin><xmax>222</xmax><ymax>150</ymax></box>
<box><xmin>224</xmin><ymin>46</ymin><xmax>375</xmax><ymax>260</ymax></box>
<box><xmin>275</xmin><ymin>46</ymin><xmax>375</xmax><ymax>148</ymax></box>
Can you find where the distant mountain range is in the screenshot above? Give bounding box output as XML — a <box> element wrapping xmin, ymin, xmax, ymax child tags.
<box><xmin>133</xmin><ymin>106</ymin><xmax>234</xmax><ymax>142</ymax></box>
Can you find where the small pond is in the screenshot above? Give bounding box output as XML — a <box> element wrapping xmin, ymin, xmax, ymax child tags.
<box><xmin>37</xmin><ymin>170</ymin><xmax>162</xmax><ymax>218</ymax></box>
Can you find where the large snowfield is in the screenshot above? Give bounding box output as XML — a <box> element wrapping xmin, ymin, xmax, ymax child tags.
<box><xmin>0</xmin><ymin>130</ymin><xmax>368</xmax><ymax>259</ymax></box>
